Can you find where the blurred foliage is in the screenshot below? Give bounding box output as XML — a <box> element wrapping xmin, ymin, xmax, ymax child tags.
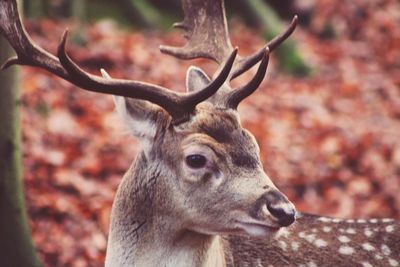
<box><xmin>23</xmin><ymin>0</ymin><xmax>308</xmax><ymax>74</ymax></box>
<box><xmin>13</xmin><ymin>0</ymin><xmax>400</xmax><ymax>266</ymax></box>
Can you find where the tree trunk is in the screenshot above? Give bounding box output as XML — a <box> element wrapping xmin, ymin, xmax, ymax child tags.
<box><xmin>118</xmin><ymin>0</ymin><xmax>164</xmax><ymax>29</ymax></box>
<box><xmin>71</xmin><ymin>0</ymin><xmax>86</xmax><ymax>21</ymax></box>
<box><xmin>24</xmin><ymin>0</ymin><xmax>46</xmax><ymax>18</ymax></box>
<box><xmin>0</xmin><ymin>4</ymin><xmax>43</xmax><ymax>265</ymax></box>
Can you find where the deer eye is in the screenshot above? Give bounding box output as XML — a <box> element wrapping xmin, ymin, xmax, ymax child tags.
<box><xmin>185</xmin><ymin>154</ymin><xmax>207</xmax><ymax>169</ymax></box>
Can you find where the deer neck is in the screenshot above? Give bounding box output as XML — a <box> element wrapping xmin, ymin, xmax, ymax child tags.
<box><xmin>105</xmin><ymin>153</ymin><xmax>226</xmax><ymax>267</ymax></box>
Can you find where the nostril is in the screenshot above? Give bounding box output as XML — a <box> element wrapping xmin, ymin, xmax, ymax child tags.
<box><xmin>267</xmin><ymin>204</ymin><xmax>296</xmax><ymax>227</ymax></box>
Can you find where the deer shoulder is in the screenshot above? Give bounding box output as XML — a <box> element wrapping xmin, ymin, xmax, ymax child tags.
<box><xmin>225</xmin><ymin>213</ymin><xmax>400</xmax><ymax>267</ymax></box>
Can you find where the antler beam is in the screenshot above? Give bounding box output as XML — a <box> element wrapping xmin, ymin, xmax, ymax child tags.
<box><xmin>57</xmin><ymin>32</ymin><xmax>237</xmax><ymax>120</ymax></box>
<box><xmin>0</xmin><ymin>0</ymin><xmax>69</xmax><ymax>78</ymax></box>
<box><xmin>0</xmin><ymin>0</ymin><xmax>237</xmax><ymax>124</ymax></box>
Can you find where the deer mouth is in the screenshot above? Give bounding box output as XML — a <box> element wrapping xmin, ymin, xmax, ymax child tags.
<box><xmin>234</xmin><ymin>220</ymin><xmax>281</xmax><ymax>237</ymax></box>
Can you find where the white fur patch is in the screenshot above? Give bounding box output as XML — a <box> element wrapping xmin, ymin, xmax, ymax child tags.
<box><xmin>381</xmin><ymin>244</ymin><xmax>391</xmax><ymax>255</ymax></box>
<box><xmin>318</xmin><ymin>217</ymin><xmax>332</xmax><ymax>223</ymax></box>
<box><xmin>278</xmin><ymin>241</ymin><xmax>287</xmax><ymax>251</ymax></box>
<box><xmin>314</xmin><ymin>239</ymin><xmax>327</xmax><ymax>247</ymax></box>
<box><xmin>364</xmin><ymin>228</ymin><xmax>373</xmax><ymax>237</ymax></box>
<box><xmin>339</xmin><ymin>245</ymin><xmax>354</xmax><ymax>255</ymax></box>
<box><xmin>362</xmin><ymin>243</ymin><xmax>375</xmax><ymax>251</ymax></box>
<box><xmin>291</xmin><ymin>241</ymin><xmax>299</xmax><ymax>251</ymax></box>
<box><xmin>338</xmin><ymin>235</ymin><xmax>351</xmax><ymax>243</ymax></box>
<box><xmin>276</xmin><ymin>227</ymin><xmax>290</xmax><ymax>239</ymax></box>
<box><xmin>322</xmin><ymin>226</ymin><xmax>332</xmax><ymax>233</ymax></box>
<box><xmin>305</xmin><ymin>234</ymin><xmax>316</xmax><ymax>243</ymax></box>
<box><xmin>389</xmin><ymin>258</ymin><xmax>399</xmax><ymax>267</ymax></box>
<box><xmin>298</xmin><ymin>231</ymin><xmax>306</xmax><ymax>238</ymax></box>
<box><xmin>386</xmin><ymin>225</ymin><xmax>395</xmax><ymax>233</ymax></box>
<box><xmin>345</xmin><ymin>228</ymin><xmax>356</xmax><ymax>234</ymax></box>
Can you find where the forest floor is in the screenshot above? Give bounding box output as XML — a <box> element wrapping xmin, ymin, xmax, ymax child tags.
<box><xmin>20</xmin><ymin>1</ymin><xmax>400</xmax><ymax>266</ymax></box>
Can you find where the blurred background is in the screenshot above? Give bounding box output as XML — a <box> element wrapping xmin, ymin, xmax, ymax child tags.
<box><xmin>9</xmin><ymin>0</ymin><xmax>400</xmax><ymax>266</ymax></box>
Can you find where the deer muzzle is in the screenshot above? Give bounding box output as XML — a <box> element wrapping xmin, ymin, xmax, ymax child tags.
<box><xmin>251</xmin><ymin>189</ymin><xmax>296</xmax><ymax>227</ymax></box>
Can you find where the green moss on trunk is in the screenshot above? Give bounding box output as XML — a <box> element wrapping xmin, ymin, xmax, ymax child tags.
<box><xmin>238</xmin><ymin>0</ymin><xmax>310</xmax><ymax>75</ymax></box>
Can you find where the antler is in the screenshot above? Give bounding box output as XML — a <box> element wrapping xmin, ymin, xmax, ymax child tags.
<box><xmin>160</xmin><ymin>0</ymin><xmax>297</xmax><ymax>109</ymax></box>
<box><xmin>56</xmin><ymin>32</ymin><xmax>237</xmax><ymax>121</ymax></box>
<box><xmin>160</xmin><ymin>0</ymin><xmax>233</xmax><ymax>64</ymax></box>
<box><xmin>0</xmin><ymin>0</ymin><xmax>236</xmax><ymax>124</ymax></box>
<box><xmin>225</xmin><ymin>47</ymin><xmax>270</xmax><ymax>109</ymax></box>
<box><xmin>160</xmin><ymin>0</ymin><xmax>298</xmax><ymax>80</ymax></box>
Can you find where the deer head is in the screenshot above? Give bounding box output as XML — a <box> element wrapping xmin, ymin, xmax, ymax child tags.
<box><xmin>107</xmin><ymin>0</ymin><xmax>298</xmax><ymax>239</ymax></box>
<box><xmin>113</xmin><ymin>73</ymin><xmax>296</xmax><ymax>234</ymax></box>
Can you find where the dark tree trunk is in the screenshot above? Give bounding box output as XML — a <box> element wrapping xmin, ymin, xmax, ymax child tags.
<box><xmin>0</xmin><ymin>3</ymin><xmax>43</xmax><ymax>265</ymax></box>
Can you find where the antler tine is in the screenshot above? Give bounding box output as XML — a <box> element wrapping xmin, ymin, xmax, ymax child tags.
<box><xmin>230</xmin><ymin>15</ymin><xmax>298</xmax><ymax>80</ymax></box>
<box><xmin>0</xmin><ymin>0</ymin><xmax>69</xmax><ymax>78</ymax></box>
<box><xmin>225</xmin><ymin>48</ymin><xmax>270</xmax><ymax>109</ymax></box>
<box><xmin>160</xmin><ymin>0</ymin><xmax>233</xmax><ymax>64</ymax></box>
<box><xmin>58</xmin><ymin>32</ymin><xmax>237</xmax><ymax>122</ymax></box>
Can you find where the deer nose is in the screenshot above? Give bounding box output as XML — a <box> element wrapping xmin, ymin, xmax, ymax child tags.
<box><xmin>253</xmin><ymin>189</ymin><xmax>296</xmax><ymax>227</ymax></box>
<box><xmin>265</xmin><ymin>190</ymin><xmax>296</xmax><ymax>226</ymax></box>
<box><xmin>266</xmin><ymin>203</ymin><xmax>296</xmax><ymax>227</ymax></box>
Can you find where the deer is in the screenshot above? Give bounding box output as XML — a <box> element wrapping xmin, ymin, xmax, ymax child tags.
<box><xmin>1</xmin><ymin>0</ymin><xmax>399</xmax><ymax>266</ymax></box>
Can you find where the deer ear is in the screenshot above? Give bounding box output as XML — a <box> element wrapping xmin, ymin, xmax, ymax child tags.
<box><xmin>186</xmin><ymin>66</ymin><xmax>211</xmax><ymax>92</ymax></box>
<box><xmin>113</xmin><ymin>96</ymin><xmax>160</xmax><ymax>139</ymax></box>
<box><xmin>101</xmin><ymin>69</ymin><xmax>163</xmax><ymax>148</ymax></box>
